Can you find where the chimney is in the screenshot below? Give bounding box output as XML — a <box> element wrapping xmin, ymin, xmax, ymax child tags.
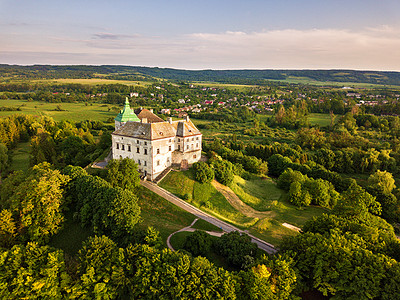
<box><xmin>185</xmin><ymin>115</ymin><xmax>190</xmax><ymax>122</ymax></box>
<box><xmin>167</xmin><ymin>117</ymin><xmax>172</xmax><ymax>124</ymax></box>
<box><xmin>149</xmin><ymin>109</ymin><xmax>154</xmax><ymax>113</ymax></box>
<box><xmin>141</xmin><ymin>118</ymin><xmax>148</xmax><ymax>123</ymax></box>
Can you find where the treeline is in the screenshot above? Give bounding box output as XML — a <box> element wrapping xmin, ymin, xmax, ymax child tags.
<box><xmin>0</xmin><ymin>114</ymin><xmax>112</xmax><ymax>174</ymax></box>
<box><xmin>3</xmin><ymin>64</ymin><xmax>400</xmax><ymax>85</ymax></box>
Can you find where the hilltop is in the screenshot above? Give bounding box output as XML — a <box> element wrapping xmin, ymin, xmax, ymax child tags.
<box><xmin>2</xmin><ymin>64</ymin><xmax>400</xmax><ymax>86</ymax></box>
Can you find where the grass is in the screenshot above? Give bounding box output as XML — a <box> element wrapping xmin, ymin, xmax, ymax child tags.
<box><xmin>308</xmin><ymin>113</ymin><xmax>334</xmax><ymax>127</ymax></box>
<box><xmin>9</xmin><ymin>141</ymin><xmax>31</xmax><ymax>171</ymax></box>
<box><xmin>192</xmin><ymin>219</ymin><xmax>223</xmax><ymax>232</ymax></box>
<box><xmin>25</xmin><ymin>78</ymin><xmax>152</xmax><ymax>87</ymax></box>
<box><xmin>159</xmin><ymin>170</ymin><xmax>258</xmax><ymax>228</ymax></box>
<box><xmin>49</xmin><ymin>211</ymin><xmax>94</xmax><ymax>255</ymax></box>
<box><xmin>230</xmin><ymin>176</ymin><xmax>283</xmax><ymax>211</ymax></box>
<box><xmin>229</xmin><ymin>175</ymin><xmax>326</xmax><ymax>245</ymax></box>
<box><xmin>136</xmin><ymin>186</ymin><xmax>195</xmax><ymax>246</ymax></box>
<box><xmin>169</xmin><ymin>231</ymin><xmax>192</xmax><ymax>250</ymax></box>
<box><xmin>161</xmin><ymin>171</ymin><xmax>326</xmax><ymax>246</ymax></box>
<box><xmin>0</xmin><ymin>99</ymin><xmax>117</xmax><ymax>122</ymax></box>
<box><xmin>169</xmin><ymin>231</ymin><xmax>233</xmax><ymax>270</ymax></box>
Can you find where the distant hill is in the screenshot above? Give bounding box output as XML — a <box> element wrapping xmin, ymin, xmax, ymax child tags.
<box><xmin>1</xmin><ymin>64</ymin><xmax>400</xmax><ymax>86</ymax></box>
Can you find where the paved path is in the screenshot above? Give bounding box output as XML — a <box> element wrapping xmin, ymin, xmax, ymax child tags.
<box><xmin>141</xmin><ymin>180</ymin><xmax>277</xmax><ymax>254</ymax></box>
<box><xmin>166</xmin><ymin>218</ymin><xmax>224</xmax><ymax>251</ymax></box>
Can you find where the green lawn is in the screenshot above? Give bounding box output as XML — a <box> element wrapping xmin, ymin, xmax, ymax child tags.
<box><xmin>308</xmin><ymin>113</ymin><xmax>336</xmax><ymax>127</ymax></box>
<box><xmin>169</xmin><ymin>231</ymin><xmax>233</xmax><ymax>270</ymax></box>
<box><xmin>159</xmin><ymin>170</ymin><xmax>258</xmax><ymax>228</ymax></box>
<box><xmin>0</xmin><ymin>99</ymin><xmax>117</xmax><ymax>122</ymax></box>
<box><xmin>136</xmin><ymin>186</ymin><xmax>196</xmax><ymax>245</ymax></box>
<box><xmin>161</xmin><ymin>170</ymin><xmax>326</xmax><ymax>246</ymax></box>
<box><xmin>9</xmin><ymin>141</ymin><xmax>31</xmax><ymax>172</ymax></box>
<box><xmin>230</xmin><ymin>176</ymin><xmax>283</xmax><ymax>211</ymax></box>
<box><xmin>192</xmin><ymin>219</ymin><xmax>223</xmax><ymax>232</ymax></box>
<box><xmin>49</xmin><ymin>211</ymin><xmax>94</xmax><ymax>255</ymax></box>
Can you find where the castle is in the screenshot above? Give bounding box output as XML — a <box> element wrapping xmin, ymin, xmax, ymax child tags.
<box><xmin>111</xmin><ymin>98</ymin><xmax>202</xmax><ymax>180</ymax></box>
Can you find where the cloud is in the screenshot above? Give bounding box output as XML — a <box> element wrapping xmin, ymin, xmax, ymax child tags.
<box><xmin>1</xmin><ymin>26</ymin><xmax>400</xmax><ymax>70</ymax></box>
<box><xmin>92</xmin><ymin>32</ymin><xmax>140</xmax><ymax>40</ymax></box>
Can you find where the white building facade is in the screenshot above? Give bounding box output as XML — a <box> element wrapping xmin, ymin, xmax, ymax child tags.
<box><xmin>112</xmin><ymin>99</ymin><xmax>202</xmax><ymax>180</ymax></box>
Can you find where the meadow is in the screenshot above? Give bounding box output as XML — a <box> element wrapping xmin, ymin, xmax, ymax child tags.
<box><xmin>160</xmin><ymin>170</ymin><xmax>326</xmax><ymax>245</ymax></box>
<box><xmin>0</xmin><ymin>98</ymin><xmax>116</xmax><ymax>122</ymax></box>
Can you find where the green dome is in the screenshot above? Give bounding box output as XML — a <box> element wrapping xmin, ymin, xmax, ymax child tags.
<box><xmin>115</xmin><ymin>98</ymin><xmax>140</xmax><ymax>123</ymax></box>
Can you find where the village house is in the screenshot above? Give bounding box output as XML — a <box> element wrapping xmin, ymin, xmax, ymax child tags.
<box><xmin>112</xmin><ymin>98</ymin><xmax>202</xmax><ymax>181</ymax></box>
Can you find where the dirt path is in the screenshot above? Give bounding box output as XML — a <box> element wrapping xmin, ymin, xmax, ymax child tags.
<box><xmin>211</xmin><ymin>180</ymin><xmax>276</xmax><ymax>219</ymax></box>
<box><xmin>141</xmin><ymin>180</ymin><xmax>277</xmax><ymax>253</ymax></box>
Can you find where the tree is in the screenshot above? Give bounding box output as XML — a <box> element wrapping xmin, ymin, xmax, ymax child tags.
<box><xmin>193</xmin><ymin>161</ymin><xmax>214</xmax><ymax>184</ymax></box>
<box><xmin>76</xmin><ymin>235</ymin><xmax>124</xmax><ymax>299</ymax></box>
<box><xmin>183</xmin><ymin>230</ymin><xmax>212</xmax><ymax>256</ymax></box>
<box><xmin>0</xmin><ymin>162</ymin><xmax>70</xmax><ymax>243</ymax></box>
<box><xmin>277</xmin><ymin>168</ymin><xmax>305</xmax><ymax>191</ymax></box>
<box><xmin>237</xmin><ymin>254</ymin><xmax>297</xmax><ymax>300</ymax></box>
<box><xmin>214</xmin><ymin>231</ymin><xmax>258</xmax><ymax>269</ymax></box>
<box><xmin>0</xmin><ymin>242</ymin><xmax>71</xmax><ymax>298</ymax></box>
<box><xmin>368</xmin><ymin>170</ymin><xmax>396</xmax><ymax>195</ymax></box>
<box><xmin>107</xmin><ymin>158</ymin><xmax>140</xmax><ymax>192</ymax></box>
<box><xmin>288</xmin><ymin>181</ymin><xmax>312</xmax><ymax>208</ymax></box>
<box><xmin>212</xmin><ymin>159</ymin><xmax>234</xmax><ymax>186</ymax></box>
<box><xmin>267</xmin><ymin>154</ymin><xmax>292</xmax><ymax>177</ymax></box>
<box><xmin>335</xmin><ymin>183</ymin><xmax>381</xmax><ymax>217</ymax></box>
<box><xmin>64</xmin><ymin>166</ymin><xmax>141</xmax><ymax>240</ymax></box>
<box><xmin>0</xmin><ymin>143</ymin><xmax>8</xmax><ymax>176</ymax></box>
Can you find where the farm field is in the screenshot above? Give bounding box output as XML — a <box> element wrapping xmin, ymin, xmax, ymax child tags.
<box><xmin>0</xmin><ymin>98</ymin><xmax>116</xmax><ymax>122</ymax></box>
<box><xmin>6</xmin><ymin>78</ymin><xmax>153</xmax><ymax>87</ymax></box>
<box><xmin>160</xmin><ymin>169</ymin><xmax>326</xmax><ymax>246</ymax></box>
<box><xmin>269</xmin><ymin>76</ymin><xmax>399</xmax><ymax>88</ymax></box>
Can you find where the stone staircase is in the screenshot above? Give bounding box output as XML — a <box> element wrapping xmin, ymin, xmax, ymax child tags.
<box><xmin>154</xmin><ymin>167</ymin><xmax>172</xmax><ymax>184</ymax></box>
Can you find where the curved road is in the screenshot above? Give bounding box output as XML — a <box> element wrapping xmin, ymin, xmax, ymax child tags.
<box><xmin>141</xmin><ymin>180</ymin><xmax>277</xmax><ymax>254</ymax></box>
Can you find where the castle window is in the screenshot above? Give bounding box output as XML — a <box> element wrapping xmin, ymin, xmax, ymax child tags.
<box><xmin>167</xmin><ymin>157</ymin><xmax>170</xmax><ymax>163</ymax></box>
<box><xmin>144</xmin><ymin>161</ymin><xmax>147</xmax><ymax>166</ymax></box>
<box><xmin>137</xmin><ymin>140</ymin><xmax>139</xmax><ymax>144</ymax></box>
<box><xmin>186</xmin><ymin>145</ymin><xmax>189</xmax><ymax>150</ymax></box>
<box><xmin>169</xmin><ymin>139</ymin><xmax>171</xmax><ymax>143</ymax></box>
<box><xmin>122</xmin><ymin>144</ymin><xmax>125</xmax><ymax>150</ymax></box>
<box><xmin>157</xmin><ymin>148</ymin><xmax>160</xmax><ymax>154</ymax></box>
<box><xmin>137</xmin><ymin>147</ymin><xmax>140</xmax><ymax>153</ymax></box>
<box><xmin>196</xmin><ymin>143</ymin><xmax>198</xmax><ymax>148</ymax></box>
<box><xmin>144</xmin><ymin>149</ymin><xmax>148</xmax><ymax>155</ymax></box>
<box><xmin>193</xmin><ymin>154</ymin><xmax>197</xmax><ymax>159</ymax></box>
<box><xmin>178</xmin><ymin>138</ymin><xmax>180</xmax><ymax>142</ymax></box>
<box><xmin>187</xmin><ymin>138</ymin><xmax>189</xmax><ymax>142</ymax></box>
<box><xmin>157</xmin><ymin>160</ymin><xmax>160</xmax><ymax>166</ymax></box>
<box><xmin>128</xmin><ymin>145</ymin><xmax>131</xmax><ymax>152</ymax></box>
<box><xmin>196</xmin><ymin>137</ymin><xmax>199</xmax><ymax>140</ymax></box>
<box><xmin>138</xmin><ymin>160</ymin><xmax>141</xmax><ymax>165</ymax></box>
<box><xmin>178</xmin><ymin>145</ymin><xmax>180</xmax><ymax>151</ymax></box>
<box><xmin>145</xmin><ymin>141</ymin><xmax>147</xmax><ymax>145</ymax></box>
<box><xmin>192</xmin><ymin>138</ymin><xmax>194</xmax><ymax>141</ymax></box>
<box><xmin>169</xmin><ymin>145</ymin><xmax>171</xmax><ymax>151</ymax></box>
<box><xmin>116</xmin><ymin>143</ymin><xmax>119</xmax><ymax>149</ymax></box>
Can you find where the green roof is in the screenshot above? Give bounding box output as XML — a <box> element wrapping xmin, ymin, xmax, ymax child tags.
<box><xmin>115</xmin><ymin>98</ymin><xmax>140</xmax><ymax>123</ymax></box>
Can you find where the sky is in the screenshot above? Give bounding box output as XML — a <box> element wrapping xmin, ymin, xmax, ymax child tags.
<box><xmin>1</xmin><ymin>0</ymin><xmax>400</xmax><ymax>70</ymax></box>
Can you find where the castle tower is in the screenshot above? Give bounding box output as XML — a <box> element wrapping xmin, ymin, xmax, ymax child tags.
<box><xmin>114</xmin><ymin>97</ymin><xmax>140</xmax><ymax>130</ymax></box>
